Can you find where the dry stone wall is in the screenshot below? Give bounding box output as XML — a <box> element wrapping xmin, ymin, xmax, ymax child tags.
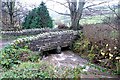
<box><xmin>10</xmin><ymin>30</ymin><xmax>79</xmax><ymax>52</ymax></box>
<box><xmin>1</xmin><ymin>28</ymin><xmax>63</xmax><ymax>36</ymax></box>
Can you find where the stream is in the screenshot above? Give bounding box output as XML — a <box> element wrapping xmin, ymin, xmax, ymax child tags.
<box><xmin>42</xmin><ymin>50</ymin><xmax>117</xmax><ymax>78</ymax></box>
<box><xmin>0</xmin><ymin>40</ymin><xmax>118</xmax><ymax>78</ymax></box>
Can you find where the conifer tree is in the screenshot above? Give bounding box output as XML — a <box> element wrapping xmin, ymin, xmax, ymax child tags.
<box><xmin>22</xmin><ymin>2</ymin><xmax>53</xmax><ymax>29</ymax></box>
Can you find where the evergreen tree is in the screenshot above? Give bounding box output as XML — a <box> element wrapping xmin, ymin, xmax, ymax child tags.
<box><xmin>22</xmin><ymin>2</ymin><xmax>53</xmax><ymax>29</ymax></box>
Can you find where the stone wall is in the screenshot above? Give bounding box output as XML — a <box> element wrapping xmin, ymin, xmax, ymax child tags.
<box><xmin>10</xmin><ymin>30</ymin><xmax>79</xmax><ymax>52</ymax></box>
<box><xmin>1</xmin><ymin>28</ymin><xmax>64</xmax><ymax>36</ymax></box>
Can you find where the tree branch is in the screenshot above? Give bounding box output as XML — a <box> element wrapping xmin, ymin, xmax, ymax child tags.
<box><xmin>48</xmin><ymin>8</ymin><xmax>70</xmax><ymax>16</ymax></box>
<box><xmin>84</xmin><ymin>1</ymin><xmax>107</xmax><ymax>9</ymax></box>
<box><xmin>48</xmin><ymin>0</ymin><xmax>69</xmax><ymax>8</ymax></box>
<box><xmin>108</xmin><ymin>5</ymin><xmax>120</xmax><ymax>19</ymax></box>
<box><xmin>2</xmin><ymin>21</ymin><xmax>7</xmax><ymax>25</ymax></box>
<box><xmin>2</xmin><ymin>9</ymin><xmax>9</xmax><ymax>14</ymax></box>
<box><xmin>66</xmin><ymin>0</ymin><xmax>71</xmax><ymax>11</ymax></box>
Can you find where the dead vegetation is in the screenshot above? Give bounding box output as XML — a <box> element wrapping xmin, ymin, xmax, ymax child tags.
<box><xmin>83</xmin><ymin>23</ymin><xmax>119</xmax><ymax>48</ymax></box>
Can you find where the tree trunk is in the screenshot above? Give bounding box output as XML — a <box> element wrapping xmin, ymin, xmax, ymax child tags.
<box><xmin>71</xmin><ymin>17</ymin><xmax>80</xmax><ymax>30</ymax></box>
<box><xmin>68</xmin><ymin>0</ymin><xmax>85</xmax><ymax>30</ymax></box>
<box><xmin>9</xmin><ymin>12</ymin><xmax>14</xmax><ymax>29</ymax></box>
<box><xmin>6</xmin><ymin>1</ymin><xmax>15</xmax><ymax>30</ymax></box>
<box><xmin>116</xmin><ymin>2</ymin><xmax>120</xmax><ymax>49</ymax></box>
<box><xmin>0</xmin><ymin>0</ymin><xmax>2</xmax><ymax>30</ymax></box>
<box><xmin>9</xmin><ymin>1</ymin><xmax>14</xmax><ymax>30</ymax></box>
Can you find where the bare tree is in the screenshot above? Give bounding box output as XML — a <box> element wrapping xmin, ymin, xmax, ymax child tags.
<box><xmin>2</xmin><ymin>0</ymin><xmax>15</xmax><ymax>29</ymax></box>
<box><xmin>2</xmin><ymin>0</ymin><xmax>28</xmax><ymax>30</ymax></box>
<box><xmin>0</xmin><ymin>0</ymin><xmax>2</xmax><ymax>30</ymax></box>
<box><xmin>48</xmin><ymin>0</ymin><xmax>85</xmax><ymax>30</ymax></box>
<box><xmin>48</xmin><ymin>0</ymin><xmax>107</xmax><ymax>30</ymax></box>
<box><xmin>67</xmin><ymin>0</ymin><xmax>85</xmax><ymax>30</ymax></box>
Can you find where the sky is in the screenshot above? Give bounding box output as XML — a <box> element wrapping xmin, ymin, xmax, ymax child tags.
<box><xmin>18</xmin><ymin>0</ymin><xmax>119</xmax><ymax>23</ymax></box>
<box><xmin>19</xmin><ymin>0</ymin><xmax>119</xmax><ymax>14</ymax></box>
<box><xmin>19</xmin><ymin>0</ymin><xmax>66</xmax><ymax>13</ymax></box>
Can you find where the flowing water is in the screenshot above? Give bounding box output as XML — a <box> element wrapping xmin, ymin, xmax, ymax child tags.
<box><xmin>0</xmin><ymin>40</ymin><xmax>118</xmax><ymax>78</ymax></box>
<box><xmin>42</xmin><ymin>50</ymin><xmax>117</xmax><ymax>78</ymax></box>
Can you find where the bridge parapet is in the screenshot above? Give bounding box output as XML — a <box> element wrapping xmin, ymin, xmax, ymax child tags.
<box><xmin>9</xmin><ymin>30</ymin><xmax>79</xmax><ymax>52</ymax></box>
<box><xmin>0</xmin><ymin>28</ymin><xmax>64</xmax><ymax>36</ymax></box>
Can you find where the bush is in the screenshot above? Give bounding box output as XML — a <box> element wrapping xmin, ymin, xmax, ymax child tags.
<box><xmin>102</xmin><ymin>16</ymin><xmax>120</xmax><ymax>26</ymax></box>
<box><xmin>28</xmin><ymin>52</ymin><xmax>40</xmax><ymax>62</ymax></box>
<box><xmin>0</xmin><ymin>45</ymin><xmax>21</xmax><ymax>69</ymax></box>
<box><xmin>72</xmin><ymin>33</ymin><xmax>92</xmax><ymax>55</ymax></box>
<box><xmin>22</xmin><ymin>2</ymin><xmax>53</xmax><ymax>29</ymax></box>
<box><xmin>72</xmin><ymin>32</ymin><xmax>120</xmax><ymax>73</ymax></box>
<box><xmin>0</xmin><ymin>44</ymin><xmax>40</xmax><ymax>69</ymax></box>
<box><xmin>58</xmin><ymin>24</ymin><xmax>69</xmax><ymax>29</ymax></box>
<box><xmin>1</xmin><ymin>62</ymin><xmax>84</xmax><ymax>78</ymax></box>
<box><xmin>72</xmin><ymin>33</ymin><xmax>98</xmax><ymax>62</ymax></box>
<box><xmin>88</xmin><ymin>53</ymin><xmax>95</xmax><ymax>62</ymax></box>
<box><xmin>116</xmin><ymin>61</ymin><xmax>120</xmax><ymax>75</ymax></box>
<box><xmin>73</xmin><ymin>39</ymin><xmax>91</xmax><ymax>53</ymax></box>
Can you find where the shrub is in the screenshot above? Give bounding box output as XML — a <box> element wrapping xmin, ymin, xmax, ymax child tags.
<box><xmin>115</xmin><ymin>61</ymin><xmax>120</xmax><ymax>75</ymax></box>
<box><xmin>72</xmin><ymin>32</ymin><xmax>120</xmax><ymax>73</ymax></box>
<box><xmin>72</xmin><ymin>34</ymin><xmax>98</xmax><ymax>62</ymax></box>
<box><xmin>1</xmin><ymin>62</ymin><xmax>84</xmax><ymax>78</ymax></box>
<box><xmin>88</xmin><ymin>53</ymin><xmax>95</xmax><ymax>62</ymax></box>
<box><xmin>0</xmin><ymin>44</ymin><xmax>40</xmax><ymax>69</ymax></box>
<box><xmin>0</xmin><ymin>45</ymin><xmax>21</xmax><ymax>69</ymax></box>
<box><xmin>28</xmin><ymin>52</ymin><xmax>40</xmax><ymax>62</ymax></box>
<box><xmin>58</xmin><ymin>24</ymin><xmax>69</xmax><ymax>29</ymax></box>
<box><xmin>72</xmin><ymin>33</ymin><xmax>91</xmax><ymax>55</ymax></box>
<box><xmin>102</xmin><ymin>16</ymin><xmax>120</xmax><ymax>26</ymax></box>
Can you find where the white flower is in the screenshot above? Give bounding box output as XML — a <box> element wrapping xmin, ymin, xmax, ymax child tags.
<box><xmin>106</xmin><ymin>44</ymin><xmax>108</xmax><ymax>47</ymax></box>
<box><xmin>116</xmin><ymin>57</ymin><xmax>120</xmax><ymax>60</ymax></box>
<box><xmin>109</xmin><ymin>48</ymin><xmax>111</xmax><ymax>51</ymax></box>
<box><xmin>109</xmin><ymin>53</ymin><xmax>113</xmax><ymax>57</ymax></box>
<box><xmin>109</xmin><ymin>57</ymin><xmax>112</xmax><ymax>59</ymax></box>
<box><xmin>114</xmin><ymin>47</ymin><xmax>117</xmax><ymax>49</ymax></box>
<box><xmin>101</xmin><ymin>52</ymin><xmax>105</xmax><ymax>56</ymax></box>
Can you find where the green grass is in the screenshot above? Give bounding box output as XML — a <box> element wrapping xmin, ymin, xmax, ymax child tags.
<box><xmin>0</xmin><ymin>61</ymin><xmax>84</xmax><ymax>78</ymax></box>
<box><xmin>80</xmin><ymin>14</ymin><xmax>111</xmax><ymax>25</ymax></box>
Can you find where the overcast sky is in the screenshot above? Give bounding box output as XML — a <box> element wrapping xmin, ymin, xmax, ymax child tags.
<box><xmin>19</xmin><ymin>0</ymin><xmax>119</xmax><ymax>12</ymax></box>
<box><xmin>18</xmin><ymin>0</ymin><xmax>119</xmax><ymax>21</ymax></box>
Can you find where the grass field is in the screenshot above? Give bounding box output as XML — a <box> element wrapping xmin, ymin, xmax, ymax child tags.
<box><xmin>80</xmin><ymin>14</ymin><xmax>112</xmax><ymax>25</ymax></box>
<box><xmin>57</xmin><ymin>14</ymin><xmax>113</xmax><ymax>26</ymax></box>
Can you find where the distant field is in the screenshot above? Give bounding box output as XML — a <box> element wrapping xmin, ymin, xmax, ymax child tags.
<box><xmin>80</xmin><ymin>14</ymin><xmax>111</xmax><ymax>25</ymax></box>
<box><xmin>57</xmin><ymin>14</ymin><xmax>113</xmax><ymax>26</ymax></box>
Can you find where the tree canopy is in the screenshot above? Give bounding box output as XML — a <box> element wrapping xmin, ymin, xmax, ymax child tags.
<box><xmin>22</xmin><ymin>2</ymin><xmax>53</xmax><ymax>29</ymax></box>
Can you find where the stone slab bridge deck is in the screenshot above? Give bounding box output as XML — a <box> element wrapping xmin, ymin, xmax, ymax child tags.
<box><xmin>6</xmin><ymin>30</ymin><xmax>80</xmax><ymax>54</ymax></box>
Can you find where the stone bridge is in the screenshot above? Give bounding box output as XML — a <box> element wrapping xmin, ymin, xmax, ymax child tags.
<box><xmin>1</xmin><ymin>28</ymin><xmax>62</xmax><ymax>36</ymax></box>
<box><xmin>8</xmin><ymin>30</ymin><xmax>79</xmax><ymax>53</ymax></box>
